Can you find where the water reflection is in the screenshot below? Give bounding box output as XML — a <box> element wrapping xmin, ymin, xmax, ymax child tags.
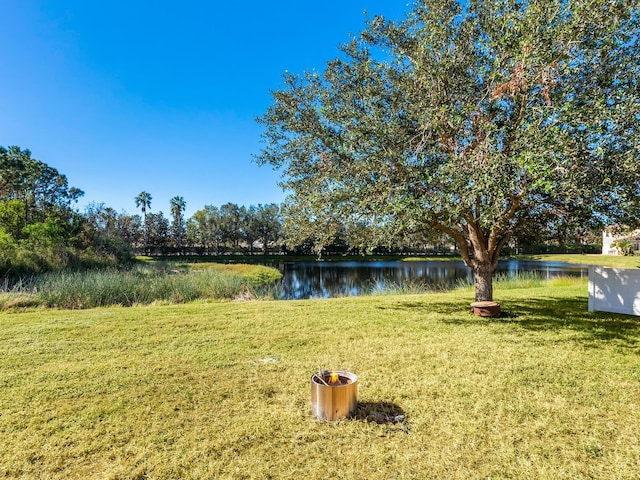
<box><xmin>272</xmin><ymin>259</ymin><xmax>589</xmax><ymax>300</ymax></box>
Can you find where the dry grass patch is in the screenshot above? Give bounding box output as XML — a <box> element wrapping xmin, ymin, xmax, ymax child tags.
<box><xmin>1</xmin><ymin>279</ymin><xmax>639</xmax><ymax>479</ymax></box>
<box><xmin>186</xmin><ymin>262</ymin><xmax>283</xmax><ymax>286</ymax></box>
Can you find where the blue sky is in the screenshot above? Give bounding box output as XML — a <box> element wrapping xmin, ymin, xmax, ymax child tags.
<box><xmin>1</xmin><ymin>1</ymin><xmax>410</xmax><ymax>218</ymax></box>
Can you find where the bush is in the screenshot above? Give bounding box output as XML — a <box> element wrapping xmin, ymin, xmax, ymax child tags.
<box><xmin>612</xmin><ymin>238</ymin><xmax>634</xmax><ymax>256</ymax></box>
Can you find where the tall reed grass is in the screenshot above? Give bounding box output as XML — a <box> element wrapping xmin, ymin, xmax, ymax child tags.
<box><xmin>0</xmin><ymin>263</ymin><xmax>281</xmax><ymax>309</ymax></box>
<box><xmin>370</xmin><ymin>272</ymin><xmax>580</xmax><ymax>296</ymax></box>
<box><xmin>493</xmin><ymin>271</ymin><xmax>571</xmax><ymax>289</ymax></box>
<box><xmin>35</xmin><ymin>269</ymin><xmax>245</xmax><ymax>308</ymax></box>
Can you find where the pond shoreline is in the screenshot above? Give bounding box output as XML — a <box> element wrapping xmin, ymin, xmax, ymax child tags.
<box><xmin>272</xmin><ymin>258</ymin><xmax>592</xmax><ymax>300</ymax></box>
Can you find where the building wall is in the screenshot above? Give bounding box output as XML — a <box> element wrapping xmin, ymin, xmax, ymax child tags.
<box><xmin>602</xmin><ymin>229</ymin><xmax>617</xmax><ymax>255</ymax></box>
<box><xmin>589</xmin><ymin>266</ymin><xmax>640</xmax><ymax>316</ymax></box>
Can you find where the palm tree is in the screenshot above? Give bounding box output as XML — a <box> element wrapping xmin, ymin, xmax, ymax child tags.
<box><xmin>170</xmin><ymin>195</ymin><xmax>186</xmax><ymax>250</ymax></box>
<box><xmin>135</xmin><ymin>191</ymin><xmax>152</xmax><ymax>251</ymax></box>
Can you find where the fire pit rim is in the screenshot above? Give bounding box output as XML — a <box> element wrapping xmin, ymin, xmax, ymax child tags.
<box><xmin>311</xmin><ymin>370</ymin><xmax>358</xmax><ymax>387</ymax></box>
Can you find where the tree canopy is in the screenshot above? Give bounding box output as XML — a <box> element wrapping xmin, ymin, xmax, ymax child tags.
<box><xmin>1</xmin><ymin>146</ymin><xmax>84</xmax><ymax>220</ymax></box>
<box><xmin>0</xmin><ymin>146</ymin><xmax>86</xmax><ymax>272</ymax></box>
<box><xmin>257</xmin><ymin>0</ymin><xmax>640</xmax><ymax>301</ymax></box>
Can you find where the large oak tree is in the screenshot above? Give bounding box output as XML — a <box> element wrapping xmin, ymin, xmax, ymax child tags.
<box><xmin>257</xmin><ymin>0</ymin><xmax>639</xmax><ymax>301</ymax></box>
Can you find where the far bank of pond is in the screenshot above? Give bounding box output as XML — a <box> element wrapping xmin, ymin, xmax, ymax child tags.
<box><xmin>272</xmin><ymin>259</ymin><xmax>590</xmax><ymax>299</ymax></box>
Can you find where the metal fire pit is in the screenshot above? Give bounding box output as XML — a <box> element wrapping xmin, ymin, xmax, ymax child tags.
<box><xmin>310</xmin><ymin>370</ymin><xmax>358</xmax><ymax>421</ymax></box>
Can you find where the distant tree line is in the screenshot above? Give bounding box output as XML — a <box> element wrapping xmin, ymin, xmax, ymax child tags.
<box><xmin>86</xmin><ymin>199</ymin><xmax>286</xmax><ymax>257</ymax></box>
<box><xmin>83</xmin><ymin>195</ymin><xmax>602</xmax><ymax>258</ymax></box>
<box><xmin>0</xmin><ymin>145</ymin><xmax>602</xmax><ymax>275</ymax></box>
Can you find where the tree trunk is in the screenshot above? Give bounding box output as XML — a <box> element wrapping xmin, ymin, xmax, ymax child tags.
<box><xmin>431</xmin><ymin>217</ymin><xmax>508</xmax><ymax>304</ymax></box>
<box><xmin>143</xmin><ymin>212</ymin><xmax>148</xmax><ymax>252</ymax></box>
<box><xmin>473</xmin><ymin>263</ymin><xmax>495</xmax><ymax>302</ymax></box>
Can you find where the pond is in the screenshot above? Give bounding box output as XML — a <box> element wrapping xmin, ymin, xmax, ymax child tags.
<box><xmin>271</xmin><ymin>259</ymin><xmax>589</xmax><ymax>300</ymax></box>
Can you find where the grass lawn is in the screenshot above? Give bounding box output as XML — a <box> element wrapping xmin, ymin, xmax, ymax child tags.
<box><xmin>520</xmin><ymin>253</ymin><xmax>640</xmax><ymax>269</ymax></box>
<box><xmin>1</xmin><ymin>278</ymin><xmax>639</xmax><ymax>479</ymax></box>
